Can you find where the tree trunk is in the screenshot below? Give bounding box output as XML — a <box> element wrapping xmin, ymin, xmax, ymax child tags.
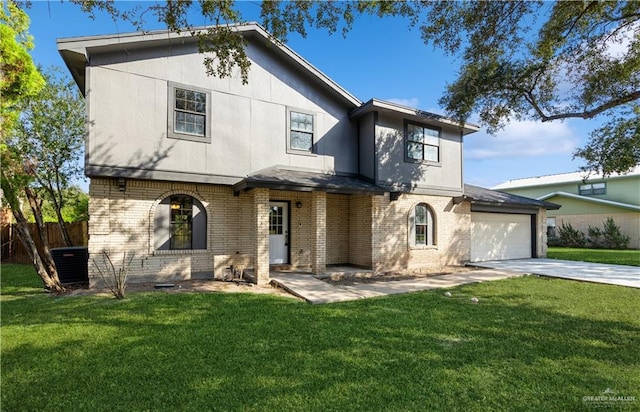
<box><xmin>23</xmin><ymin>186</ymin><xmax>63</xmax><ymax>289</ymax></box>
<box><xmin>44</xmin><ymin>183</ymin><xmax>73</xmax><ymax>247</ymax></box>
<box><xmin>1</xmin><ymin>181</ymin><xmax>65</xmax><ymax>292</ymax></box>
<box><xmin>53</xmin><ymin>204</ymin><xmax>73</xmax><ymax>247</ymax></box>
<box><xmin>12</xmin><ymin>218</ymin><xmax>65</xmax><ymax>292</ymax></box>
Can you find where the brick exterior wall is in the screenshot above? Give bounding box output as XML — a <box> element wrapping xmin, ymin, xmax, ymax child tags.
<box><xmin>310</xmin><ymin>191</ymin><xmax>327</xmax><ymax>275</ymax></box>
<box><xmin>88</xmin><ymin>177</ymin><xmax>522</xmax><ymax>286</ymax></box>
<box><xmin>252</xmin><ymin>188</ymin><xmax>270</xmax><ymax>284</ymax></box>
<box><xmin>371</xmin><ymin>193</ymin><xmax>471</xmax><ymax>272</ymax></box>
<box><xmin>326</xmin><ymin>194</ymin><xmax>350</xmax><ymax>264</ymax></box>
<box><xmin>554</xmin><ymin>212</ymin><xmax>640</xmax><ymax>249</ymax></box>
<box><xmin>536</xmin><ymin>209</ymin><xmax>549</xmax><ymax>257</ymax></box>
<box><xmin>88</xmin><ymin>178</ymin><xmax>258</xmax><ymax>286</ymax></box>
<box><xmin>348</xmin><ymin>195</ymin><xmax>373</xmax><ymax>267</ymax></box>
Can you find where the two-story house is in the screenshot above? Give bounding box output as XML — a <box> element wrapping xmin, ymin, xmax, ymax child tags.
<box><xmin>58</xmin><ymin>23</ymin><xmax>557</xmax><ymax>286</ymax></box>
<box><xmin>494</xmin><ymin>167</ymin><xmax>640</xmax><ymax>249</ymax></box>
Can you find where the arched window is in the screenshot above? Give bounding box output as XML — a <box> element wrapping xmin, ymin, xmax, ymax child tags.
<box><xmin>411</xmin><ymin>203</ymin><xmax>436</xmax><ymax>247</ymax></box>
<box><xmin>154</xmin><ymin>195</ymin><xmax>206</xmax><ymax>250</ymax></box>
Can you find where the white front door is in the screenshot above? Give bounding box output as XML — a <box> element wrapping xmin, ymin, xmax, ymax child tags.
<box><xmin>269</xmin><ymin>202</ymin><xmax>289</xmax><ymax>264</ymax></box>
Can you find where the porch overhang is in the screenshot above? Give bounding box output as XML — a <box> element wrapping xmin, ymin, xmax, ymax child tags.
<box><xmin>233</xmin><ymin>167</ymin><xmax>386</xmax><ymax>195</ymax></box>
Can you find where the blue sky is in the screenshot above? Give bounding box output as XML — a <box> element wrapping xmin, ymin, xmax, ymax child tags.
<box><xmin>25</xmin><ymin>1</ymin><xmax>602</xmax><ymax>189</ymax></box>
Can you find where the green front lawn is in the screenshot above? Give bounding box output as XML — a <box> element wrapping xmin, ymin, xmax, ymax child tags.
<box><xmin>2</xmin><ymin>263</ymin><xmax>639</xmax><ymax>411</ymax></box>
<box><xmin>548</xmin><ymin>247</ymin><xmax>640</xmax><ymax>266</ymax></box>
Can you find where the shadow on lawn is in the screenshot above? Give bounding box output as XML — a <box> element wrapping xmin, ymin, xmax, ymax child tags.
<box><xmin>2</xmin><ymin>277</ymin><xmax>639</xmax><ymax>411</ymax></box>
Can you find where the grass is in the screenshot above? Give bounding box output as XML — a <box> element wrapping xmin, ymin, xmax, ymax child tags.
<box><xmin>2</xmin><ymin>263</ymin><xmax>639</xmax><ymax>411</ymax></box>
<box><xmin>548</xmin><ymin>247</ymin><xmax>640</xmax><ymax>266</ymax></box>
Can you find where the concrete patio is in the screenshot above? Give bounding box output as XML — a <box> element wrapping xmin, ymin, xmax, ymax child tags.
<box><xmin>270</xmin><ymin>268</ymin><xmax>522</xmax><ymax>304</ymax></box>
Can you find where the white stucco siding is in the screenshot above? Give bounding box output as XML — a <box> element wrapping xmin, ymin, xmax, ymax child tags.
<box><xmin>88</xmin><ymin>67</ymin><xmax>179</xmax><ymax>171</ymax></box>
<box><xmin>250</xmin><ymin>99</ymin><xmax>288</xmax><ymax>172</ymax></box>
<box><xmin>358</xmin><ymin>112</ymin><xmax>376</xmax><ymax>181</ymax></box>
<box><xmin>210</xmin><ymin>92</ymin><xmax>252</xmax><ymax>175</ymax></box>
<box><xmin>86</xmin><ymin>39</ymin><xmax>358</xmax><ymax>181</ymax></box>
<box><xmin>374</xmin><ymin>113</ymin><xmax>463</xmax><ymax>194</ymax></box>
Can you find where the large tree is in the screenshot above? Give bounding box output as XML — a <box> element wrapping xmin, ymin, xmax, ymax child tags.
<box><xmin>13</xmin><ymin>68</ymin><xmax>86</xmax><ymax>245</ymax></box>
<box><xmin>2</xmin><ymin>66</ymin><xmax>85</xmax><ymax>292</ymax></box>
<box><xmin>1</xmin><ymin>1</ymin><xmax>86</xmax><ymax>292</ymax></box>
<box><xmin>58</xmin><ymin>1</ymin><xmax>640</xmax><ymax>175</ymax></box>
<box><xmin>0</xmin><ymin>0</ymin><xmax>61</xmax><ymax>291</ymax></box>
<box><xmin>412</xmin><ymin>1</ymin><xmax>640</xmax><ymax>176</ymax></box>
<box><xmin>0</xmin><ymin>0</ymin><xmax>44</xmax><ymax>133</ymax></box>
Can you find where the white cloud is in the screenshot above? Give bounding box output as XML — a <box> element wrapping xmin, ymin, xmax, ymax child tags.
<box><xmin>385</xmin><ymin>97</ymin><xmax>420</xmax><ymax>108</ymax></box>
<box><xmin>465</xmin><ymin>175</ymin><xmax>505</xmax><ymax>189</ymax></box>
<box><xmin>465</xmin><ymin>120</ymin><xmax>580</xmax><ymax>160</ymax></box>
<box><xmin>603</xmin><ymin>21</ymin><xmax>638</xmax><ymax>60</ymax></box>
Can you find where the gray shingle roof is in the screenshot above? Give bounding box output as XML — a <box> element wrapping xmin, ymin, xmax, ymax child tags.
<box><xmin>233</xmin><ymin>167</ymin><xmax>386</xmax><ymax>195</ymax></box>
<box><xmin>464</xmin><ymin>184</ymin><xmax>560</xmax><ymax>210</ymax></box>
<box><xmin>234</xmin><ymin>171</ymin><xmax>559</xmax><ymax>208</ymax></box>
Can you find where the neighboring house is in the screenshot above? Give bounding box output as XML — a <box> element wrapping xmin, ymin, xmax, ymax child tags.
<box><xmin>494</xmin><ymin>166</ymin><xmax>640</xmax><ymax>249</ymax></box>
<box><xmin>58</xmin><ymin>23</ymin><xmax>557</xmax><ymax>286</ymax></box>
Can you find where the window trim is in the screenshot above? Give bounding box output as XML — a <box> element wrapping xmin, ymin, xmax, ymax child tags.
<box><xmin>579</xmin><ymin>182</ymin><xmax>606</xmax><ymax>196</ymax></box>
<box><xmin>404</xmin><ymin>120</ymin><xmax>441</xmax><ymax>165</ymax></box>
<box><xmin>546</xmin><ymin>216</ymin><xmax>557</xmax><ymax>238</ymax></box>
<box><xmin>286</xmin><ymin>107</ymin><xmax>317</xmax><ymax>156</ymax></box>
<box><xmin>409</xmin><ymin>203</ymin><xmax>437</xmax><ymax>248</ymax></box>
<box><xmin>167</xmin><ymin>81</ymin><xmax>212</xmax><ymax>143</ymax></box>
<box><xmin>153</xmin><ymin>193</ymin><xmax>207</xmax><ymax>252</ymax></box>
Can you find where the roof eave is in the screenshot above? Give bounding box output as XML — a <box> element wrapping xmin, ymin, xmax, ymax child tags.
<box><xmin>57</xmin><ymin>22</ymin><xmax>362</xmax><ymax>107</ymax></box>
<box><xmin>468</xmin><ymin>199</ymin><xmax>560</xmax><ymax>211</ymax></box>
<box><xmin>58</xmin><ymin>49</ymin><xmax>88</xmax><ymax>96</ymax></box>
<box><xmin>493</xmin><ymin>165</ymin><xmax>640</xmax><ymax>190</ymax></box>
<box><xmin>350</xmin><ymin>98</ymin><xmax>480</xmax><ymax>135</ymax></box>
<box><xmin>538</xmin><ymin>191</ymin><xmax>640</xmax><ymax>211</ymax></box>
<box><xmin>233</xmin><ymin>178</ymin><xmax>386</xmax><ymax>196</ymax></box>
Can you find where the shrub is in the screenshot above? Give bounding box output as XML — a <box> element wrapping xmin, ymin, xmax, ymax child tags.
<box><xmin>547</xmin><ymin>235</ymin><xmax>563</xmax><ymax>247</ymax></box>
<box><xmin>589</xmin><ymin>217</ymin><xmax>630</xmax><ymax>249</ymax></box>
<box><xmin>552</xmin><ymin>218</ymin><xmax>630</xmax><ymax>250</ymax></box>
<box><xmin>587</xmin><ymin>226</ymin><xmax>603</xmax><ymax>248</ymax></box>
<box><xmin>556</xmin><ymin>222</ymin><xmax>587</xmax><ymax>247</ymax></box>
<box><xmin>92</xmin><ymin>251</ymin><xmax>135</xmax><ymax>299</ymax></box>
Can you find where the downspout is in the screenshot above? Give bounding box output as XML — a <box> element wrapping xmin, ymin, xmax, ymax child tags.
<box><xmin>372</xmin><ymin>111</ymin><xmax>379</xmax><ymax>272</ymax></box>
<box><xmin>459</xmin><ymin>129</ymin><xmax>464</xmax><ymax>193</ymax></box>
<box><xmin>373</xmin><ymin>111</ymin><xmax>379</xmax><ymax>185</ymax></box>
<box><xmin>356</xmin><ymin>120</ymin><xmax>360</xmax><ymax>176</ymax></box>
<box><xmin>531</xmin><ymin>214</ymin><xmax>538</xmax><ymax>258</ymax></box>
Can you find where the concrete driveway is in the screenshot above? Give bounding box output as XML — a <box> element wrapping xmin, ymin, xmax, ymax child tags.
<box><xmin>472</xmin><ymin>258</ymin><xmax>640</xmax><ymax>288</ymax></box>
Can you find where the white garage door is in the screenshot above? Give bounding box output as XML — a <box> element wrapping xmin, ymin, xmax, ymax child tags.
<box><xmin>471</xmin><ymin>212</ymin><xmax>532</xmax><ymax>262</ymax></box>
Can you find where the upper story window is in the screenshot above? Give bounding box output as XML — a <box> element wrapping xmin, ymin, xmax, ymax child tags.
<box><xmin>579</xmin><ymin>182</ymin><xmax>606</xmax><ymax>195</ymax></box>
<box><xmin>167</xmin><ymin>82</ymin><xmax>211</xmax><ymax>143</ymax></box>
<box><xmin>288</xmin><ymin>108</ymin><xmax>315</xmax><ymax>153</ymax></box>
<box><xmin>405</xmin><ymin>122</ymin><xmax>440</xmax><ymax>163</ymax></box>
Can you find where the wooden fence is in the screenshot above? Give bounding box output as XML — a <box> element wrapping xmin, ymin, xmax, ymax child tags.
<box><xmin>1</xmin><ymin>222</ymin><xmax>88</xmax><ymax>264</ymax></box>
